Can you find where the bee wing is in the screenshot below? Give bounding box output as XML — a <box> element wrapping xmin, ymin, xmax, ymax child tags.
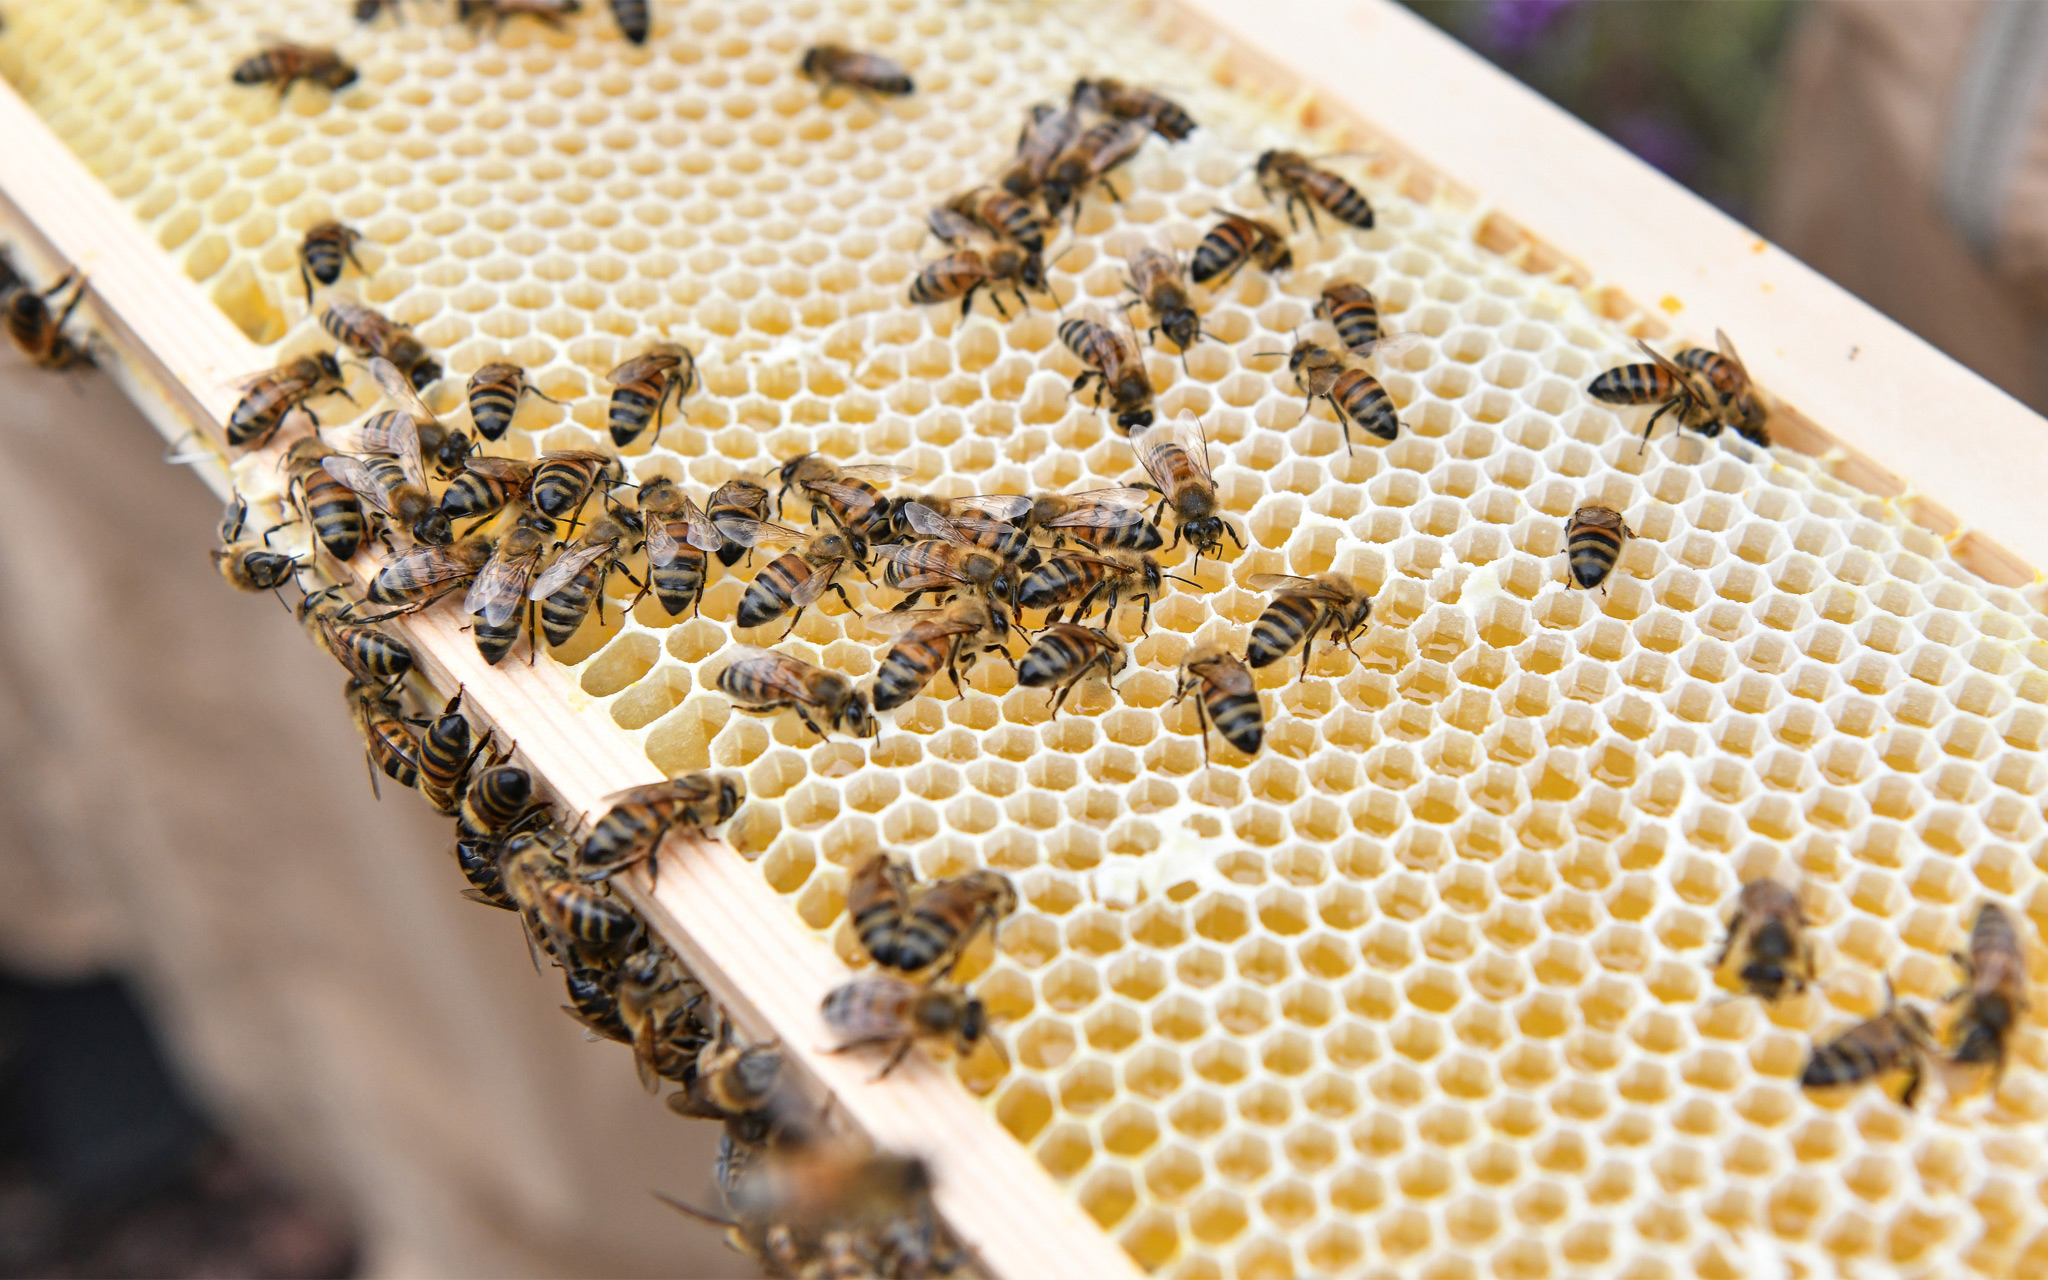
<box><xmin>320</xmin><ymin>454</ymin><xmax>398</xmax><ymax>516</ymax></box>
<box><xmin>713</xmin><ymin>515</ymin><xmax>805</xmax><ymax>548</ymax></box>
<box><xmin>901</xmin><ymin>501</ymin><xmax>970</xmax><ymax>544</ymax></box>
<box><xmin>465</xmin><ymin>543</ymin><xmax>546</xmax><ymax>625</ymax></box>
<box><xmin>1714</xmin><ymin>329</ymin><xmax>1750</xmax><ymax>378</ymax></box>
<box><xmin>1041</xmin><ymin>488</ymin><xmax>1151</xmax><ymax>527</ymax></box>
<box><xmin>529</xmin><ymin>540</ymin><xmax>615</xmax><ymax>600</ymax></box>
<box><xmin>1172</xmin><ymin>413</ymin><xmax>1215</xmax><ymax>486</ymax></box>
<box><xmin>387</xmin><ymin>541</ymin><xmax>488</xmax><ymax>590</ymax></box>
<box><xmin>952</xmin><ymin>515</ymin><xmax>1027</xmax><ymax>542</ymax></box>
<box><xmin>1633</xmin><ymin>340</ymin><xmax>1698</xmax><ymax>388</ymax></box>
<box><xmin>1246</xmin><ymin>573</ymin><xmax>1346</xmax><ymax>600</ymax></box>
<box><xmin>1193</xmin><ymin>653</ymin><xmax>1257</xmax><ymax>694</ymax></box>
<box><xmin>861</xmin><ymin>609</ymin><xmax>949</xmax><ymax>637</ymax></box>
<box><xmin>370</xmin><ymin>356</ymin><xmax>439</xmax><ymax>425</ymax></box>
<box><xmin>926</xmin><ymin>207</ymin><xmax>982</xmax><ymax>247</ymax></box>
<box><xmin>678</xmin><ymin>498</ymin><xmax>724</xmax><ymax>552</ymax></box>
<box><xmin>461</xmin><ymin>456</ymin><xmax>533</xmax><ymax>483</ymax></box>
<box><xmin>643</xmin><ymin>516</ymin><xmax>682</xmax><ymax>567</ymax></box>
<box><xmin>788</xmin><ymin>565</ymin><xmax>840</xmax><ymax>608</ymax></box>
<box><xmin>1357</xmin><ymin>331</ymin><xmax>1428</xmax><ymax>368</ymax></box>
<box><xmin>836</xmin><ymin>464</ymin><xmax>913</xmax><ymax>484</ymax></box>
<box><xmin>950</xmin><ymin>494</ymin><xmax>1033</xmax><ymax>522</ymax></box>
<box><xmin>721</xmin><ymin>646</ymin><xmax>829</xmax><ymax>705</ymax></box>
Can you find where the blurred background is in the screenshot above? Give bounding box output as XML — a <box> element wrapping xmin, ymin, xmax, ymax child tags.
<box><xmin>3</xmin><ymin>0</ymin><xmax>2044</xmax><ymax>1276</ymax></box>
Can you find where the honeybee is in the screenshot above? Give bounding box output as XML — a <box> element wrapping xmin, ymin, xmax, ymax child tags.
<box><xmin>1071</xmin><ymin>77</ymin><xmax>1196</xmax><ymax>142</ymax></box>
<box><xmin>715</xmin><ymin>646</ymin><xmax>878</xmax><ymax>740</ymax></box>
<box><xmin>375</xmin><ymin>357</ymin><xmax>473</xmax><ymax>477</ymax></box>
<box><xmin>296</xmin><ymin>221</ymin><xmax>364</xmax><ymax>306</ymax></box>
<box><xmin>211</xmin><ymin>497</ymin><xmax>303</xmax><ymax>592</ymax></box>
<box><xmin>942</xmin><ymin>187</ymin><xmax>1048</xmax><ymax>255</ymax></box>
<box><xmin>637</xmin><ymin>478</ymin><xmax>723</xmax><ymax>617</ymax></box>
<box><xmin>346</xmin><ymin>677</ymin><xmax>420</xmax><ymax>797</ymax></box>
<box><xmin>1124</xmin><ymin>247</ymin><xmax>1201</xmax><ymax>360</ymax></box>
<box><xmin>822</xmin><ymin>976</ymin><xmax>988</xmax><ymax>1079</ymax></box>
<box><xmin>1190</xmin><ymin>214</ymin><xmax>1291</xmax><ymax>286</ymax></box>
<box><xmin>1675</xmin><ymin>331</ymin><xmax>1769</xmax><ymax>445</ymax></box>
<box><xmin>1589</xmin><ymin>336</ymin><xmax>1767</xmax><ymax>450</ymax></box>
<box><xmin>957</xmin><ymin>487</ymin><xmax>1154</xmax><ymax>544</ymax></box>
<box><xmin>1245</xmin><ymin>574</ymin><xmax>1373</xmax><ymax>672</ymax></box>
<box><xmin>867</xmin><ymin>597</ymin><xmax>1012</xmax><ymax>711</ymax></box>
<box><xmin>1015</xmin><ymin>549</ymin><xmax>1174</xmax><ymax>633</ymax></box>
<box><xmin>608</xmin><ymin>0</ymin><xmax>648</xmax><ymax>42</ymax></box>
<box><xmin>1710</xmin><ymin>879</ymin><xmax>1815</xmax><ymax>1001</ymax></box>
<box><xmin>1316</xmin><ymin>280</ymin><xmax>1383</xmax><ymax>355</ymax></box>
<box><xmin>776</xmin><ymin>455</ymin><xmax>908</xmax><ymax>540</ymax></box>
<box><xmin>668</xmin><ymin>1019</ymin><xmax>785</xmax><ymax>1123</ymax></box>
<box><xmin>415</xmin><ymin>691</ymin><xmax>487</xmax><ymax>815</ymax></box>
<box><xmin>706</xmin><ymin>477</ymin><xmax>772</xmax><ymax>568</ymax></box>
<box><xmin>559</xmin><ymin>957</ymin><xmax>631</xmax><ymax>1044</ymax></box>
<box><xmin>611</xmin><ymin>942</ymin><xmax>704</xmax><ymax>1089</ymax></box>
<box><xmin>874</xmin><ymin>539</ymin><xmax>1015</xmax><ymax>613</ymax></box>
<box><xmin>529</xmin><ymin>510</ymin><xmax>643</xmax><ymax>648</ymax></box>
<box><xmin>1800</xmin><ymin>983</ymin><xmax>1939</xmax><ymax>1108</ymax></box>
<box><xmin>896</xmin><ymin>501</ymin><xmax>1036</xmax><ymax>570</ymax></box>
<box><xmin>720</xmin><ymin>1144</ymin><xmax>934</xmax><ymax>1252</ymax></box>
<box><xmin>847</xmin><ymin>853</ymin><xmax>915</xmax><ymax>967</ymax></box>
<box><xmin>457</xmin><ymin>0</ymin><xmax>581</xmax><ymax>31</ymax></box>
<box><xmin>1176</xmin><ymin>645</ymin><xmax>1264</xmax><ymax>764</ymax></box>
<box><xmin>299</xmin><ymin>585</ymin><xmax>416</xmax><ymax>692</ymax></box>
<box><xmin>574</xmin><ymin>771</ymin><xmax>744</xmax><ymax>881</ymax></box>
<box><xmin>321</xmin><ymin>453</ymin><xmax>454</xmax><ymax>548</ymax></box>
<box><xmin>438</xmin><ymin>456</ymin><xmax>533</xmax><ymax>526</ymax></box>
<box><xmin>859</xmin><ymin>862</ymin><xmax>1018</xmax><ymax>979</ymax></box>
<box><xmin>1059</xmin><ymin>313</ymin><xmax>1154</xmax><ymax>435</ymax></box>
<box><xmin>1136</xmin><ymin>414</ymin><xmax>1242</xmax><ymax>562</ymax></box>
<box><xmin>227</xmin><ymin>352</ymin><xmax>348</xmax><ymax>448</ymax></box>
<box><xmin>1255</xmin><ymin>149</ymin><xmax>1375</xmax><ymax>231</ymax></box>
<box><xmin>230</xmin><ymin>43</ymin><xmax>359</xmax><ymax>95</ymax></box>
<box><xmin>362</xmin><ymin>533</ymin><xmax>494</xmax><ymax>615</ymax></box>
<box><xmin>283</xmin><ymin>438</ymin><xmax>366</xmax><ymax>562</ymax></box>
<box><xmin>721</xmin><ymin>520</ymin><xmax>869</xmax><ymax>635</ymax></box>
<box><xmin>1271</xmin><ymin>339</ymin><xmax>1403</xmax><ymax>449</ymax></box>
<box><xmin>1948</xmin><ymin>902</ymin><xmax>2030</xmax><ymax>1076</ymax></box>
<box><xmin>605</xmin><ymin>343</ymin><xmax>697</xmax><ymax>447</ymax></box>
<box><xmin>1041</xmin><ymin>115</ymin><xmax>1154</xmax><ymax>218</ymax></box>
<box><xmin>3</xmin><ymin>269</ymin><xmax>87</xmax><ymax>369</ymax></box>
<box><xmin>800</xmin><ymin>44</ymin><xmax>914</xmax><ymax>98</ymax></box>
<box><xmin>1001</xmin><ymin>103</ymin><xmax>1082</xmax><ymax>199</ymax></box>
<box><xmin>455</xmin><ymin>763</ymin><xmax>539</xmax><ymax>907</ymax></box>
<box><xmin>1564</xmin><ymin>503</ymin><xmax>1632</xmax><ymax>593</ymax></box>
<box><xmin>908</xmin><ymin>242</ymin><xmax>1047</xmax><ymax>319</ymax></box>
<box><xmin>530</xmin><ymin>450</ymin><xmax>625</xmax><ymax>522</ymax></box>
<box><xmin>321</xmin><ymin>298</ymin><xmax>440</xmax><ymax>392</ymax></box>
<box><xmin>463</xmin><ymin>505</ymin><xmax>557</xmax><ymax>665</ymax></box>
<box><xmin>1016</xmin><ymin>623</ymin><xmax>1126</xmax><ymax>714</ymax></box>
<box><xmin>465</xmin><ymin>362</ymin><xmax>560</xmax><ymax>441</ymax></box>
<box><xmin>354</xmin><ymin>0</ymin><xmax>403</xmax><ymax>22</ymax></box>
<box><xmin>507</xmin><ymin>840</ymin><xmax>642</xmax><ymax>970</ymax></box>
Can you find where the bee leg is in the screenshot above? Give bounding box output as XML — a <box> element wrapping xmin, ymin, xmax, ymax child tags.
<box><xmin>790</xmin><ymin>705</ymin><xmax>831</xmax><ymax>742</ymax></box>
<box><xmin>1898</xmin><ymin>1057</ymin><xmax>1922</xmax><ymax>1109</ymax></box>
<box><xmin>300</xmin><ymin>260</ymin><xmax>317</xmax><ymax>307</ymax></box>
<box><xmin>825</xmin><ymin>581</ymin><xmax>861</xmax><ymax>616</ymax></box>
<box><xmin>1638</xmin><ymin>396</ymin><xmax>1683</xmax><ymax>454</ymax></box>
<box><xmin>1048</xmin><ymin>677</ymin><xmax>1078</xmax><ymax>716</ymax></box>
<box><xmin>777</xmin><ymin>606</ymin><xmax>808</xmax><ymax>640</ymax></box>
<box><xmin>364</xmin><ymin>749</ymin><xmax>383</xmax><ymax>801</ymax></box>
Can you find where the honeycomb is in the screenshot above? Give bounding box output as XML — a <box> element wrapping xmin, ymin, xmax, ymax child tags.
<box><xmin>9</xmin><ymin>0</ymin><xmax>2048</xmax><ymax>1276</ymax></box>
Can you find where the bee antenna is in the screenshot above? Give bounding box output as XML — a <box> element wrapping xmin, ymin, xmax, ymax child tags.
<box><xmin>1165</xmin><ymin>573</ymin><xmax>1203</xmax><ymax>588</ymax></box>
<box><xmin>652</xmin><ymin>1192</ymin><xmax>735</xmax><ymax>1229</ymax></box>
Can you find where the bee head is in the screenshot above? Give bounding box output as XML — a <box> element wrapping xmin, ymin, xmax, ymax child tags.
<box><xmin>1116</xmin><ymin>407</ymin><xmax>1155</xmax><ymax>435</ymax></box>
<box><xmin>408</xmin><ymin>358</ymin><xmax>443</xmax><ymax>392</ymax></box>
<box><xmin>316</xmin><ymin>351</ymin><xmax>343</xmax><ymax>380</ymax></box>
<box><xmin>1739</xmin><ymin>961</ymin><xmax>1789</xmax><ymax>1001</ymax></box>
<box><xmin>799</xmin><ymin>46</ymin><xmax>822</xmax><ymax>78</ymax></box>
<box><xmin>434</xmin><ymin>427</ymin><xmax>475</xmax><ymax>474</ymax></box>
<box><xmin>956</xmin><ymin>997</ymin><xmax>987</xmax><ymax>1048</ymax></box>
<box><xmin>232</xmin><ymin>62</ymin><xmax>266</xmax><ymax>86</ymax></box>
<box><xmin>333</xmin><ymin>66</ymin><xmax>361</xmax><ymax>90</ymax></box>
<box><xmin>1253</xmin><ymin>148</ymin><xmax>1280</xmax><ymax>177</ymax></box>
<box><xmin>715</xmin><ymin>775</ymin><xmax>746</xmax><ymax>821</ymax></box>
<box><xmin>1018</xmin><ymin>253</ymin><xmax>1047</xmax><ymax>291</ymax></box>
<box><xmin>413</xmin><ymin>508</ymin><xmax>455</xmax><ymax>546</ymax></box>
<box><xmin>842</xmin><ymin>691</ymin><xmax>878</xmax><ymax>739</ymax></box>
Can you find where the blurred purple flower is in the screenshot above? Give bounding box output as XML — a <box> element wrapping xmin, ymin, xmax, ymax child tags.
<box><xmin>1612</xmin><ymin>112</ymin><xmax>1700</xmax><ymax>184</ymax></box>
<box><xmin>1485</xmin><ymin>0</ymin><xmax>1578</xmax><ymax>56</ymax></box>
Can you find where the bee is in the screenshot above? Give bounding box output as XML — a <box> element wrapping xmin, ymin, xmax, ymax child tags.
<box><xmin>1015</xmin><ymin>549</ymin><xmax>1174</xmax><ymax>633</ymax></box>
<box><xmin>800</xmin><ymin>44</ymin><xmax>914</xmax><ymax>98</ymax></box>
<box><xmin>463</xmin><ymin>505</ymin><xmax>557</xmax><ymax>665</ymax></box>
<box><xmin>409</xmin><ymin>691</ymin><xmax>488</xmax><ymax>815</ymax></box>
<box><xmin>1245</xmin><ymin>574</ymin><xmax>1374</xmax><ymax>672</ymax></box>
<box><xmin>1564</xmin><ymin>503</ymin><xmax>1632</xmax><ymax>593</ymax></box>
<box><xmin>1255</xmin><ymin>149</ymin><xmax>1375</xmax><ymax>232</ymax></box>
<box><xmin>1190</xmin><ymin>214</ymin><xmax>1291</xmax><ymax>287</ymax></box>
<box><xmin>1124</xmin><ymin>247</ymin><xmax>1201</xmax><ymax>360</ymax></box>
<box><xmin>957</xmin><ymin>487</ymin><xmax>1155</xmax><ymax>546</ymax></box>
<box><xmin>610</xmin><ymin>942</ymin><xmax>702</xmax><ymax>1089</ymax></box>
<box><xmin>1001</xmin><ymin>103</ymin><xmax>1082</xmax><ymax>199</ymax></box>
<box><xmin>896</xmin><ymin>501</ymin><xmax>1037</xmax><ymax>570</ymax></box>
<box><xmin>438</xmin><ymin>456</ymin><xmax>533</xmax><ymax>526</ymax></box>
<box><xmin>362</xmin><ymin>533</ymin><xmax>494</xmax><ymax>615</ymax></box>
<box><xmin>1059</xmin><ymin>313</ymin><xmax>1154</xmax><ymax>435</ymax></box>
<box><xmin>530</xmin><ymin>450</ymin><xmax>625</xmax><ymax>522</ymax></box>
<box><xmin>559</xmin><ymin>957</ymin><xmax>631</xmax><ymax>1044</ymax></box>
<box><xmin>454</xmin><ymin>763</ymin><xmax>540</xmax><ymax>908</ymax></box>
<box><xmin>1800</xmin><ymin>983</ymin><xmax>1939</xmax><ymax>1108</ymax></box>
<box><xmin>942</xmin><ymin>188</ymin><xmax>1048</xmax><ymax>256</ymax></box>
<box><xmin>847</xmin><ymin>854</ymin><xmax>916</xmax><ymax>968</ymax></box>
<box><xmin>1134</xmin><ymin>414</ymin><xmax>1241</xmax><ymax>561</ymax></box>
<box><xmin>637</xmin><ymin>478</ymin><xmax>724</xmax><ymax>617</ymax></box>
<box><xmin>226</xmin><ymin>353</ymin><xmax>348</xmax><ymax>449</ymax></box>
<box><xmin>1272</xmin><ymin>339</ymin><xmax>1403</xmax><ymax>449</ymax></box>
<box><xmin>713</xmin><ymin>518</ymin><xmax>864</xmax><ymax>635</ymax></box>
<box><xmin>346</xmin><ymin>677</ymin><xmax>420</xmax><ymax>797</ymax></box>
<box><xmin>867</xmin><ymin>597</ymin><xmax>1012</xmax><ymax>711</ymax></box>
<box><xmin>278</xmin><ymin>441</ymin><xmax>364</xmax><ymax>566</ymax></box>
<box><xmin>465</xmin><ymin>362</ymin><xmax>559</xmax><ymax>442</ymax></box>
<box><xmin>1316</xmin><ymin>280</ymin><xmax>1383</xmax><ymax>355</ymax></box>
<box><xmin>230</xmin><ymin>43</ymin><xmax>359</xmax><ymax>95</ymax></box>
<box><xmin>716</xmin><ymin>646</ymin><xmax>878</xmax><ymax>740</ymax></box>
<box><xmin>668</xmin><ymin>1017</ymin><xmax>785</xmax><ymax>1122</ymax></box>
<box><xmin>321</xmin><ymin>453</ymin><xmax>454</xmax><ymax>548</ymax></box>
<box><xmin>908</xmin><ymin>242</ymin><xmax>1047</xmax><ymax>319</ymax></box>
<box><xmin>504</xmin><ymin>838</ymin><xmax>642</xmax><ymax>970</ymax></box>
<box><xmin>1071</xmin><ymin>77</ymin><xmax>1196</xmax><ymax>142</ymax></box>
<box><xmin>1675</xmin><ymin>330</ymin><xmax>1769</xmax><ymax>445</ymax></box>
<box><xmin>1710</xmin><ymin>879</ymin><xmax>1816</xmax><ymax>1001</ymax></box>
<box><xmin>347</xmin><ymin>357</ymin><xmax>473</xmax><ymax>478</ymax></box>
<box><xmin>299</xmin><ymin>585</ymin><xmax>416</xmax><ymax>693</ymax></box>
<box><xmin>607</xmin><ymin>0</ymin><xmax>648</xmax><ymax>42</ymax></box>
<box><xmin>776</xmin><ymin>455</ymin><xmax>909</xmax><ymax>540</ymax></box>
<box><xmin>1176</xmin><ymin>645</ymin><xmax>1263</xmax><ymax>764</ymax></box>
<box><xmin>823</xmin><ymin>975</ymin><xmax>988</xmax><ymax>1079</ymax></box>
<box><xmin>1016</xmin><ymin>623</ymin><xmax>1126</xmax><ymax>714</ymax></box>
<box><xmin>862</xmin><ymin>863</ymin><xmax>1018</xmax><ymax>978</ymax></box>
<box><xmin>605</xmin><ymin>342</ymin><xmax>697</xmax><ymax>448</ymax></box>
<box><xmin>1042</xmin><ymin>116</ymin><xmax>1155</xmax><ymax>219</ymax></box>
<box><xmin>211</xmin><ymin>496</ymin><xmax>303</xmax><ymax>592</ymax></box>
<box><xmin>874</xmin><ymin>539</ymin><xmax>1017</xmax><ymax>613</ymax></box>
<box><xmin>574</xmin><ymin>772</ymin><xmax>744</xmax><ymax>881</ymax></box>
<box><xmin>3</xmin><ymin>269</ymin><xmax>87</xmax><ymax>369</ymax></box>
<box><xmin>457</xmin><ymin>0</ymin><xmax>581</xmax><ymax>31</ymax></box>
<box><xmin>1948</xmin><ymin>902</ymin><xmax>2030</xmax><ymax>1076</ymax></box>
<box><xmin>706</xmin><ymin>477</ymin><xmax>772</xmax><ymax>568</ymax></box>
<box><xmin>529</xmin><ymin>510</ymin><xmax>644</xmax><ymax>649</ymax></box>
<box><xmin>321</xmin><ymin>298</ymin><xmax>441</xmax><ymax>392</ymax></box>
<box><xmin>354</xmin><ymin>0</ymin><xmax>403</xmax><ymax>22</ymax></box>
<box><xmin>720</xmin><ymin>1144</ymin><xmax>934</xmax><ymax>1248</ymax></box>
<box><xmin>296</xmin><ymin>221</ymin><xmax>364</xmax><ymax>306</ymax></box>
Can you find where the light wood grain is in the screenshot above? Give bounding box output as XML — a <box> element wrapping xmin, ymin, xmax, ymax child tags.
<box><xmin>0</xmin><ymin>72</ymin><xmax>1143</xmax><ymax>1280</ymax></box>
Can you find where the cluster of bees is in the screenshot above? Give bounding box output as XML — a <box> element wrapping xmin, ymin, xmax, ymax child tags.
<box><xmin>1718</xmin><ymin>882</ymin><xmax>2031</xmax><ymax>1108</ymax></box>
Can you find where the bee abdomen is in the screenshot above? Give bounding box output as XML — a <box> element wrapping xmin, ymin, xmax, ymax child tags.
<box><xmin>468</xmin><ymin>389</ymin><xmax>518</xmax><ymax>441</ymax></box>
<box><xmin>1018</xmin><ymin>634</ymin><xmax>1081</xmax><ymax>686</ymax></box>
<box><xmin>609</xmin><ymin>0</ymin><xmax>649</xmax><ymax>42</ymax></box>
<box><xmin>1247</xmin><ymin>598</ymin><xmax>1320</xmax><ymax>667</ymax></box>
<box><xmin>873</xmin><ymin>640</ymin><xmax>945</xmax><ymax>711</ymax></box>
<box><xmin>1190</xmin><ymin>225</ymin><xmax>1248</xmax><ymax>285</ymax></box>
<box><xmin>1566</xmin><ymin>526</ymin><xmax>1626</xmax><ymax>590</ymax></box>
<box><xmin>737</xmin><ymin>564</ymin><xmax>798</xmax><ymax>628</ymax></box>
<box><xmin>1587</xmin><ymin>364</ymin><xmax>1672</xmax><ymax>407</ymax></box>
<box><xmin>1074</xmin><ymin>521</ymin><xmax>1164</xmax><ymax>554</ymax></box>
<box><xmin>455</xmin><ymin>839</ymin><xmax>513</xmax><ymax>908</ymax></box>
<box><xmin>1332</xmin><ymin>370</ymin><xmax>1399</xmax><ymax>441</ymax></box>
<box><xmin>1800</xmin><ymin>1040</ymin><xmax>1886</xmax><ymax>1089</ymax></box>
<box><xmin>608</xmin><ymin>385</ymin><xmax>658</xmax><ymax>445</ymax></box>
<box><xmin>473</xmin><ymin>613</ymin><xmax>522</xmax><ymax>666</ymax></box>
<box><xmin>1309</xmin><ymin>173</ymin><xmax>1374</xmax><ymax>229</ymax></box>
<box><xmin>539</xmin><ymin>569</ymin><xmax>603</xmax><ymax>647</ymax></box>
<box><xmin>650</xmin><ymin>558</ymin><xmax>705</xmax><ymax>617</ymax></box>
<box><xmin>1211</xmin><ymin>692</ymin><xmax>1264</xmax><ymax>755</ymax></box>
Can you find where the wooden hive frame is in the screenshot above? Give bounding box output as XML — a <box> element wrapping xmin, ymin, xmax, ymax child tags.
<box><xmin>1</xmin><ymin>2</ymin><xmax>2042</xmax><ymax>1277</ymax></box>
